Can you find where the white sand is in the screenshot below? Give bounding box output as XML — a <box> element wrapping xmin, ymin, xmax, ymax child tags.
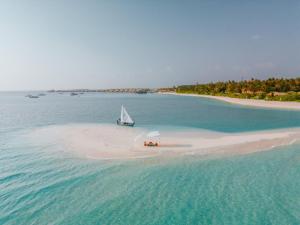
<box><xmin>161</xmin><ymin>92</ymin><xmax>300</xmax><ymax>110</ymax></box>
<box><xmin>28</xmin><ymin>124</ymin><xmax>300</xmax><ymax>160</ymax></box>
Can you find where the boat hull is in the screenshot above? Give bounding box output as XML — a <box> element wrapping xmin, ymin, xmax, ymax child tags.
<box><xmin>117</xmin><ymin>119</ymin><xmax>135</xmax><ymax>127</ymax></box>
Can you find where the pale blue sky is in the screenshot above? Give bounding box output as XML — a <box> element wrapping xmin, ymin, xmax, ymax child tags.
<box><xmin>0</xmin><ymin>0</ymin><xmax>299</xmax><ymax>90</ymax></box>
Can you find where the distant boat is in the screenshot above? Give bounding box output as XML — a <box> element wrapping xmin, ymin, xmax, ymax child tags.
<box><xmin>117</xmin><ymin>105</ymin><xmax>135</xmax><ymax>127</ymax></box>
<box><xmin>25</xmin><ymin>94</ymin><xmax>39</xmax><ymax>99</ymax></box>
<box><xmin>38</xmin><ymin>93</ymin><xmax>46</xmax><ymax>97</ymax></box>
<box><xmin>70</xmin><ymin>93</ymin><xmax>79</xmax><ymax>96</ymax></box>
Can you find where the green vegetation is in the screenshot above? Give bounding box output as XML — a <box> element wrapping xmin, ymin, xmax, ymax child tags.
<box><xmin>175</xmin><ymin>77</ymin><xmax>300</xmax><ymax>102</ymax></box>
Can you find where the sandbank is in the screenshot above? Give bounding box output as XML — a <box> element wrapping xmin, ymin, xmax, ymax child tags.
<box><xmin>28</xmin><ymin>124</ymin><xmax>300</xmax><ymax>160</ymax></box>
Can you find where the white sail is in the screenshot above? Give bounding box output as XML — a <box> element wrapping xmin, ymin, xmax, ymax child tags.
<box><xmin>120</xmin><ymin>105</ymin><xmax>134</xmax><ymax>124</ymax></box>
<box><xmin>120</xmin><ymin>106</ymin><xmax>124</xmax><ymax>121</ymax></box>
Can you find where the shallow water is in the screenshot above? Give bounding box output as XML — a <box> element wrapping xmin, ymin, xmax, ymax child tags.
<box><xmin>1</xmin><ymin>92</ymin><xmax>300</xmax><ymax>132</ymax></box>
<box><xmin>1</xmin><ymin>92</ymin><xmax>300</xmax><ymax>224</ymax></box>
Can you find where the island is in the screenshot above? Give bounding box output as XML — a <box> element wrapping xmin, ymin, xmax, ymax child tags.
<box><xmin>162</xmin><ymin>78</ymin><xmax>300</xmax><ymax>101</ymax></box>
<box><xmin>47</xmin><ymin>77</ymin><xmax>300</xmax><ymax>110</ymax></box>
<box><xmin>48</xmin><ymin>88</ymin><xmax>157</xmax><ymax>94</ymax></box>
<box><xmin>159</xmin><ymin>77</ymin><xmax>300</xmax><ymax>110</ymax></box>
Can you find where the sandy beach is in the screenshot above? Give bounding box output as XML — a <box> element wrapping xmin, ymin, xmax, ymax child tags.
<box><xmin>161</xmin><ymin>92</ymin><xmax>300</xmax><ymax>110</ymax></box>
<box><xmin>28</xmin><ymin>124</ymin><xmax>300</xmax><ymax>160</ymax></box>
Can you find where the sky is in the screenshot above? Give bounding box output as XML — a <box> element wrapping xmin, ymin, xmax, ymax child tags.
<box><xmin>0</xmin><ymin>0</ymin><xmax>299</xmax><ymax>90</ymax></box>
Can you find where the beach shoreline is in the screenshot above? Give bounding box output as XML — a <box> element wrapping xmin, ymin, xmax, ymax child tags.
<box><xmin>160</xmin><ymin>92</ymin><xmax>300</xmax><ymax>110</ymax></box>
<box><xmin>27</xmin><ymin>124</ymin><xmax>300</xmax><ymax>160</ymax></box>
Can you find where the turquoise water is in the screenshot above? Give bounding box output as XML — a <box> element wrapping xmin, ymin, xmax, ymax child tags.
<box><xmin>1</xmin><ymin>92</ymin><xmax>300</xmax><ymax>224</ymax></box>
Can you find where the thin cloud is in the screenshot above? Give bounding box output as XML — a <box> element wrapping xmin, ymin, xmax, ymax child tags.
<box><xmin>165</xmin><ymin>65</ymin><xmax>173</xmax><ymax>73</ymax></box>
<box><xmin>251</xmin><ymin>34</ymin><xmax>262</xmax><ymax>40</ymax></box>
<box><xmin>254</xmin><ymin>62</ymin><xmax>275</xmax><ymax>69</ymax></box>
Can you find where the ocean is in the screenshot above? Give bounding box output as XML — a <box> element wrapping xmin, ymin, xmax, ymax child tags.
<box><xmin>1</xmin><ymin>92</ymin><xmax>300</xmax><ymax>224</ymax></box>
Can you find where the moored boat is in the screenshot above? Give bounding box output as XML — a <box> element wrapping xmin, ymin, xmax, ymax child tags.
<box><xmin>117</xmin><ymin>105</ymin><xmax>135</xmax><ymax>126</ymax></box>
<box><xmin>25</xmin><ymin>94</ymin><xmax>39</xmax><ymax>98</ymax></box>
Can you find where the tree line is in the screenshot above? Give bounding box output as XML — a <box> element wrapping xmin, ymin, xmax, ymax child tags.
<box><xmin>175</xmin><ymin>77</ymin><xmax>300</xmax><ymax>101</ymax></box>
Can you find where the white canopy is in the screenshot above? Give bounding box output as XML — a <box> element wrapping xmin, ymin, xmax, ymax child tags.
<box><xmin>147</xmin><ymin>131</ymin><xmax>160</xmax><ymax>138</ymax></box>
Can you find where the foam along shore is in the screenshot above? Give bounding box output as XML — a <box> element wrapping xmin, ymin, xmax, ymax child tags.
<box><xmin>160</xmin><ymin>92</ymin><xmax>300</xmax><ymax>110</ymax></box>
<box><xmin>28</xmin><ymin>124</ymin><xmax>300</xmax><ymax>160</ymax></box>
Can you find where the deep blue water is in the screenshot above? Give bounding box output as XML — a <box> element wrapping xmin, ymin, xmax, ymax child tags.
<box><xmin>0</xmin><ymin>92</ymin><xmax>300</xmax><ymax>225</ymax></box>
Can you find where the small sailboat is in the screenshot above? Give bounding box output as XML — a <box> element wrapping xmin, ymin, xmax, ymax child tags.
<box><xmin>117</xmin><ymin>105</ymin><xmax>135</xmax><ymax>127</ymax></box>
